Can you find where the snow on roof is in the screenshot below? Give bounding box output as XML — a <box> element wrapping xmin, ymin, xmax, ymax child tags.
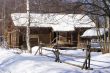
<box><xmin>81</xmin><ymin>28</ymin><xmax>108</xmax><ymax>37</ymax></box>
<box><xmin>11</xmin><ymin>13</ymin><xmax>96</xmax><ymax>31</ymax></box>
<box><xmin>51</xmin><ymin>24</ymin><xmax>74</xmax><ymax>32</ymax></box>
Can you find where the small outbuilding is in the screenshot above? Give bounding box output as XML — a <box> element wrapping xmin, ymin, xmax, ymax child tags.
<box><xmin>81</xmin><ymin>28</ymin><xmax>108</xmax><ymax>51</ymax></box>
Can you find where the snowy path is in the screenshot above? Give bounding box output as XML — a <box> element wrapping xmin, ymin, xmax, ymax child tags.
<box><xmin>0</xmin><ymin>49</ymin><xmax>82</xmax><ymax>73</ymax></box>
<box><xmin>0</xmin><ymin>47</ymin><xmax>110</xmax><ymax>73</ymax></box>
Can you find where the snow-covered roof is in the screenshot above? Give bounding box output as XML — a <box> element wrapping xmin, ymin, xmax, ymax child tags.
<box><xmin>11</xmin><ymin>13</ymin><xmax>96</xmax><ymax>31</ymax></box>
<box><xmin>81</xmin><ymin>28</ymin><xmax>108</xmax><ymax>38</ymax></box>
<box><xmin>51</xmin><ymin>24</ymin><xmax>74</xmax><ymax>32</ymax></box>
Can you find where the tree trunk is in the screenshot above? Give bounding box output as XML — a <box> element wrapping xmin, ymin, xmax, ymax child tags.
<box><xmin>107</xmin><ymin>16</ymin><xmax>110</xmax><ymax>53</ymax></box>
<box><xmin>26</xmin><ymin>0</ymin><xmax>31</xmax><ymax>53</ymax></box>
<box><xmin>26</xmin><ymin>26</ymin><xmax>31</xmax><ymax>53</ymax></box>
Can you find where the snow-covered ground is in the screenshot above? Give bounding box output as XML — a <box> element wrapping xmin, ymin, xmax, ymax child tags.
<box><xmin>0</xmin><ymin>46</ymin><xmax>110</xmax><ymax>73</ymax></box>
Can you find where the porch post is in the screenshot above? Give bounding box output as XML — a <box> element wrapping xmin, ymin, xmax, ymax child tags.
<box><xmin>71</xmin><ymin>32</ymin><xmax>73</xmax><ymax>44</ymax></box>
<box><xmin>77</xmin><ymin>29</ymin><xmax>80</xmax><ymax>48</ymax></box>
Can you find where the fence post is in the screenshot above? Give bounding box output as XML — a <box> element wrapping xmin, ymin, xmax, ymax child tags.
<box><xmin>82</xmin><ymin>44</ymin><xmax>92</xmax><ymax>70</ymax></box>
<box><xmin>53</xmin><ymin>44</ymin><xmax>61</xmax><ymax>63</ymax></box>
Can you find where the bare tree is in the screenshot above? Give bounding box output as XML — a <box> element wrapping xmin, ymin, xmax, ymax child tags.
<box><xmin>75</xmin><ymin>0</ymin><xmax>110</xmax><ymax>53</ymax></box>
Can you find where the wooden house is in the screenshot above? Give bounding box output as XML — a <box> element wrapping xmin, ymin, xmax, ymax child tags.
<box><xmin>9</xmin><ymin>13</ymin><xmax>95</xmax><ymax>49</ymax></box>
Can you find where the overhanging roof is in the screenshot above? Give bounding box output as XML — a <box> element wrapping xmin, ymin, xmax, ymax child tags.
<box><xmin>81</xmin><ymin>28</ymin><xmax>108</xmax><ymax>38</ymax></box>
<box><xmin>11</xmin><ymin>13</ymin><xmax>96</xmax><ymax>31</ymax></box>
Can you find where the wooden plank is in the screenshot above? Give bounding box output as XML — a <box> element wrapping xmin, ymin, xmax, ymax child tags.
<box><xmin>60</xmin><ymin>53</ymin><xmax>85</xmax><ymax>58</ymax></box>
<box><xmin>42</xmin><ymin>54</ymin><xmax>83</xmax><ymax>68</ymax></box>
<box><xmin>77</xmin><ymin>30</ymin><xmax>80</xmax><ymax>48</ymax></box>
